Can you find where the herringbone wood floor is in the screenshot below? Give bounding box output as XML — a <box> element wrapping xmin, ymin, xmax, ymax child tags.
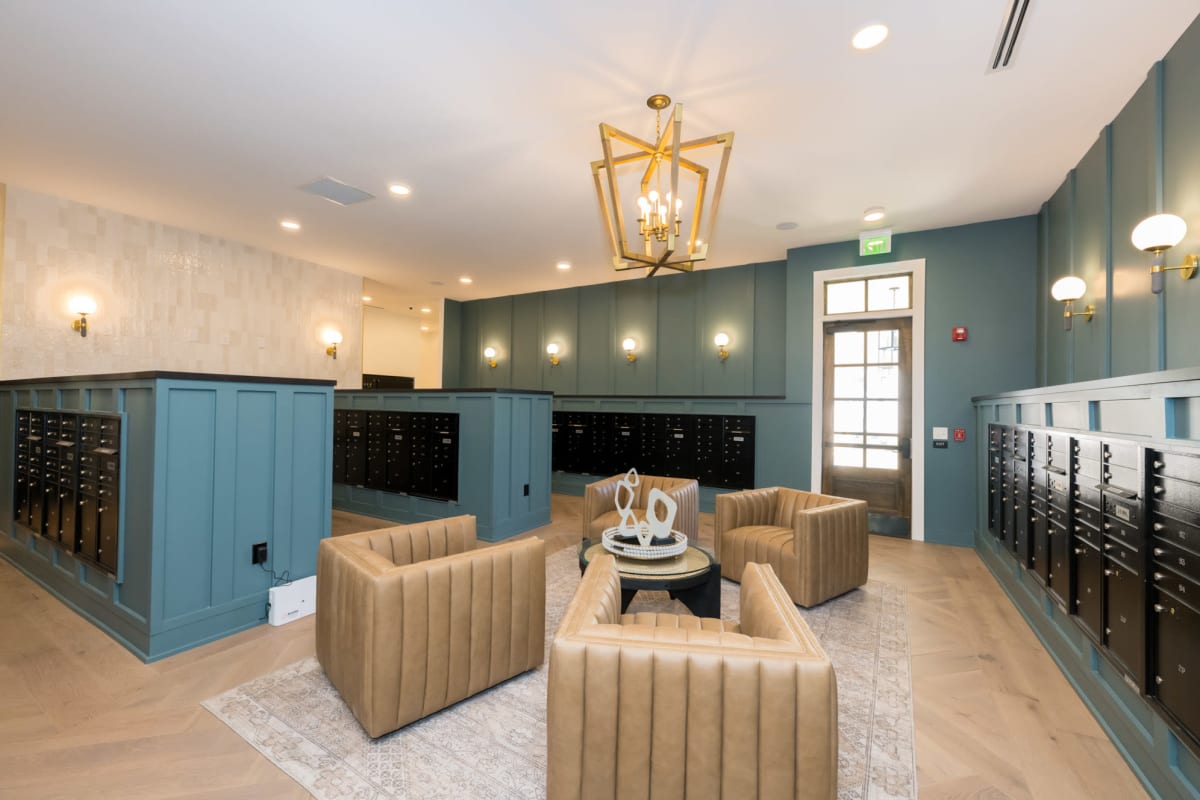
<box><xmin>0</xmin><ymin>495</ymin><xmax>1148</xmax><ymax>799</ymax></box>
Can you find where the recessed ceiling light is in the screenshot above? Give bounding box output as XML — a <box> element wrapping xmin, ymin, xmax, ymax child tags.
<box><xmin>420</xmin><ymin>325</ymin><xmax>430</xmax><ymax>332</ymax></box>
<box><xmin>776</xmin><ymin>222</ymin><xmax>798</xmax><ymax>231</ymax></box>
<box><xmin>863</xmin><ymin>207</ymin><xmax>886</xmax><ymax>223</ymax></box>
<box><xmin>388</xmin><ymin>184</ymin><xmax>411</xmax><ymax>197</ymax></box>
<box><xmin>280</xmin><ymin>219</ymin><xmax>301</xmax><ymax>231</ymax></box>
<box><xmin>420</xmin><ymin>307</ymin><xmax>431</xmax><ymax>313</ymax></box>
<box><xmin>556</xmin><ymin>261</ymin><xmax>571</xmax><ymax>271</ymax></box>
<box><xmin>459</xmin><ymin>276</ymin><xmax>473</xmax><ymax>284</ymax></box>
<box><xmin>852</xmin><ymin>24</ymin><xmax>888</xmax><ymax>50</ymax></box>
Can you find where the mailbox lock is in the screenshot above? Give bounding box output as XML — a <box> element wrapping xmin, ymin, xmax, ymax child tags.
<box><xmin>1154</xmin><ymin>548</ymin><xmax>1166</xmax><ymax>556</ymax></box>
<box><xmin>1074</xmin><ymin>548</ymin><xmax>1086</xmax><ymax>555</ymax></box>
<box><xmin>1155</xmin><ymin>523</ymin><xmax>1166</xmax><ymax>532</ymax></box>
<box><xmin>1154</xmin><ymin>604</ymin><xmax>1166</xmax><ymax>613</ymax></box>
<box><xmin>1154</xmin><ymin>485</ymin><xmax>1165</xmax><ymax>495</ymax></box>
<box><xmin>1156</xmin><ymin>676</ymin><xmax>1165</xmax><ymax>685</ymax></box>
<box><xmin>1154</xmin><ymin>460</ymin><xmax>1164</xmax><ymax>469</ymax></box>
<box><xmin>1104</xmin><ymin>568</ymin><xmax>1118</xmax><ymax>577</ymax></box>
<box><xmin>1154</xmin><ymin>572</ymin><xmax>1166</xmax><ymax>582</ymax></box>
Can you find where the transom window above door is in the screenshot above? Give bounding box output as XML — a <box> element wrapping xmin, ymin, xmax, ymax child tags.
<box><xmin>824</xmin><ymin>274</ymin><xmax>912</xmax><ymax>315</ymax></box>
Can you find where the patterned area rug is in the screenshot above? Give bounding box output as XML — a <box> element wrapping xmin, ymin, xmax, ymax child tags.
<box><xmin>203</xmin><ymin>548</ymin><xmax>916</xmax><ymax>799</ymax></box>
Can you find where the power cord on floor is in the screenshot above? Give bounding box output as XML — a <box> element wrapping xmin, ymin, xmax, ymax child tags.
<box><xmin>258</xmin><ymin>563</ymin><xmax>294</xmax><ymax>621</ymax></box>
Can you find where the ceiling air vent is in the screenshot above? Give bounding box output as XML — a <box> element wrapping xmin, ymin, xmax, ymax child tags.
<box><xmin>299</xmin><ymin>176</ymin><xmax>376</xmax><ymax>206</ymax></box>
<box><xmin>990</xmin><ymin>0</ymin><xmax>1031</xmax><ymax>71</ymax></box>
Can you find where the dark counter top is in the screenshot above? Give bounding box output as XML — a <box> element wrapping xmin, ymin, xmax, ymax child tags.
<box><xmin>0</xmin><ymin>371</ymin><xmax>336</xmax><ymax>387</ymax></box>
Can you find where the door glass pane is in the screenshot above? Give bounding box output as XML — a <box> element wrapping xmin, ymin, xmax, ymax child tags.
<box><xmin>833</xmin><ymin>400</ymin><xmax>865</xmax><ymax>432</ymax></box>
<box><xmin>833</xmin><ymin>331</ymin><xmax>864</xmax><ymax>365</ymax></box>
<box><xmin>833</xmin><ymin>446</ymin><xmax>864</xmax><ymax>467</ymax></box>
<box><xmin>826</xmin><ymin>280</ymin><xmax>866</xmax><ymax>314</ymax></box>
<box><xmin>865</xmin><ymin>448</ymin><xmax>900</xmax><ymax>469</ymax></box>
<box><xmin>866</xmin><ymin>330</ymin><xmax>899</xmax><ymax>364</ymax></box>
<box><xmin>866</xmin><ymin>434</ymin><xmax>899</xmax><ymax>447</ymax></box>
<box><xmin>866</xmin><ymin>365</ymin><xmax>898</xmax><ymax>398</ymax></box>
<box><xmin>833</xmin><ymin>366</ymin><xmax>865</xmax><ymax>398</ymax></box>
<box><xmin>867</xmin><ymin>275</ymin><xmax>911</xmax><ymax>311</ymax></box>
<box><xmin>865</xmin><ymin>400</ymin><xmax>899</xmax><ymax>434</ymax></box>
<box><xmin>833</xmin><ymin>433</ymin><xmax>864</xmax><ymax>444</ymax></box>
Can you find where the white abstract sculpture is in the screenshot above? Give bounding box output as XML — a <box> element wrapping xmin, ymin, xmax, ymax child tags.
<box><xmin>601</xmin><ymin>468</ymin><xmax>687</xmax><ymax>559</ymax></box>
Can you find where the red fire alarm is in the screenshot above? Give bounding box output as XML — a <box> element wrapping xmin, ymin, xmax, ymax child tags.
<box><xmin>951</xmin><ymin>326</ymin><xmax>968</xmax><ymax>342</ymax></box>
<box><xmin>953</xmin><ymin>428</ymin><xmax>966</xmax><ymax>442</ymax></box>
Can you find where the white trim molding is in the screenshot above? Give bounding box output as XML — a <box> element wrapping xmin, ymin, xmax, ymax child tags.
<box><xmin>811</xmin><ymin>258</ymin><xmax>926</xmax><ymax>541</ymax></box>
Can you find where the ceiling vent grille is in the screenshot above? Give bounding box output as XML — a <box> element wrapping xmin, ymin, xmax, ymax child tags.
<box><xmin>300</xmin><ymin>176</ymin><xmax>376</xmax><ymax>206</ymax></box>
<box><xmin>990</xmin><ymin>0</ymin><xmax>1031</xmax><ymax>71</ymax></box>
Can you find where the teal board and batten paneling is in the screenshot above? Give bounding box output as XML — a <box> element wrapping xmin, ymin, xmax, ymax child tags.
<box><xmin>1038</xmin><ymin>13</ymin><xmax>1200</xmax><ymax>383</ymax></box>
<box><xmin>1164</xmin><ymin>19</ymin><xmax>1200</xmax><ymax>369</ymax></box>
<box><xmin>975</xmin><ymin>369</ymin><xmax>1200</xmax><ymax>800</ymax></box>
<box><xmin>1045</xmin><ymin>176</ymin><xmax>1075</xmax><ymax>385</ymax></box>
<box><xmin>331</xmin><ymin>390</ymin><xmax>552</xmax><ymax>541</ymax></box>
<box><xmin>1111</xmin><ymin>76</ymin><xmax>1158</xmax><ymax>377</ymax></box>
<box><xmin>0</xmin><ymin>373</ymin><xmax>333</xmax><ymax>662</ymax></box>
<box><xmin>444</xmin><ymin>261</ymin><xmax>788</xmax><ymax>398</ymax></box>
<box><xmin>1073</xmin><ymin>136</ymin><xmax>1110</xmax><ymax>382</ymax></box>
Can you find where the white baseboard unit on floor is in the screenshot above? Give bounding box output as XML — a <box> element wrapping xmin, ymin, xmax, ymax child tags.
<box><xmin>268</xmin><ymin>575</ymin><xmax>317</xmax><ymax>626</ymax></box>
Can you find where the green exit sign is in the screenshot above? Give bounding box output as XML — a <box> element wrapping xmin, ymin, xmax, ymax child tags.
<box><xmin>859</xmin><ymin>228</ymin><xmax>892</xmax><ymax>256</ymax></box>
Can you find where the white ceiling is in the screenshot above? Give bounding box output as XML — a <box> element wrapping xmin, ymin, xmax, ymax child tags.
<box><xmin>1</xmin><ymin>1</ymin><xmax>1197</xmax><ymax>305</ymax></box>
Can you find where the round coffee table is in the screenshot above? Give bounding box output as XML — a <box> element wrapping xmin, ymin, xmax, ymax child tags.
<box><xmin>578</xmin><ymin>539</ymin><xmax>721</xmax><ymax>618</ymax></box>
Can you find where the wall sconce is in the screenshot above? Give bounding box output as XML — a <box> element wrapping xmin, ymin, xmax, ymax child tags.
<box><xmin>714</xmin><ymin>331</ymin><xmax>730</xmax><ymax>360</ymax></box>
<box><xmin>1132</xmin><ymin>213</ymin><xmax>1197</xmax><ymax>294</ymax></box>
<box><xmin>484</xmin><ymin>346</ymin><xmax>497</xmax><ymax>368</ymax></box>
<box><xmin>323</xmin><ymin>329</ymin><xmax>343</xmax><ymax>359</ymax></box>
<box><xmin>622</xmin><ymin>337</ymin><xmax>637</xmax><ymax>363</ymax></box>
<box><xmin>546</xmin><ymin>343</ymin><xmax>560</xmax><ymax>366</ymax></box>
<box><xmin>1049</xmin><ymin>276</ymin><xmax>1093</xmax><ymax>331</ymax></box>
<box><xmin>69</xmin><ymin>296</ymin><xmax>96</xmax><ymax>337</ymax></box>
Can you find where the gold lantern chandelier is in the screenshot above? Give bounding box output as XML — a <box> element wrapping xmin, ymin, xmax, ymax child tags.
<box><xmin>592</xmin><ymin>94</ymin><xmax>734</xmax><ymax>276</ymax></box>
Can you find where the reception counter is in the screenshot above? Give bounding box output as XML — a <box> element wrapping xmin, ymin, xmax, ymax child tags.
<box><xmin>332</xmin><ymin>388</ymin><xmax>552</xmax><ymax>540</ymax></box>
<box><xmin>0</xmin><ymin>371</ymin><xmax>334</xmax><ymax>661</ymax></box>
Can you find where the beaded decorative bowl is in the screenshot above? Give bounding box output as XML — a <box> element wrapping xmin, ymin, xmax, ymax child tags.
<box><xmin>601</xmin><ymin>525</ymin><xmax>688</xmax><ymax>560</ymax></box>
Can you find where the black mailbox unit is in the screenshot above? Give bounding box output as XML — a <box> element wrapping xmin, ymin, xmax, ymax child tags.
<box><xmin>331</xmin><ymin>410</ymin><xmax>460</xmax><ymax>503</ymax></box>
<box><xmin>550</xmin><ymin>410</ymin><xmax>757</xmax><ymax>490</ymax></box>
<box><xmin>13</xmin><ymin>408</ymin><xmax>122</xmax><ymax>576</ymax></box>
<box><xmin>987</xmin><ymin>424</ymin><xmax>1002</xmax><ymax>538</ymax></box>
<box><xmin>1147</xmin><ymin>447</ymin><xmax>1200</xmax><ymax>743</ymax></box>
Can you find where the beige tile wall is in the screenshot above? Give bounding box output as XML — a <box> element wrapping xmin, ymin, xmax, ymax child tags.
<box><xmin>0</xmin><ymin>185</ymin><xmax>363</xmax><ymax>387</ymax></box>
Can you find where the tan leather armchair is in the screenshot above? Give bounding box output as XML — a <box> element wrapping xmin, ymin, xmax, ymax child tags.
<box><xmin>716</xmin><ymin>487</ymin><xmax>868</xmax><ymax>608</ymax></box>
<box><xmin>582</xmin><ymin>473</ymin><xmax>698</xmax><ymax>542</ymax></box>
<box><xmin>315</xmin><ymin>515</ymin><xmax>545</xmax><ymax>738</ymax></box>
<box><xmin>548</xmin><ymin>554</ymin><xmax>837</xmax><ymax>800</ymax></box>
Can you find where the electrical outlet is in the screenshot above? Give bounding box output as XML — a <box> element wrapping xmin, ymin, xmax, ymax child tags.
<box><xmin>252</xmin><ymin>541</ymin><xmax>268</xmax><ymax>565</ymax></box>
<box><xmin>523</xmin><ymin>483</ymin><xmax>530</xmax><ymax>497</ymax></box>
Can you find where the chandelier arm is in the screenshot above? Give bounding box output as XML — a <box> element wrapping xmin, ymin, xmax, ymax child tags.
<box><xmin>689</xmin><ymin>166</ymin><xmax>708</xmax><ymax>256</ymax></box>
<box><xmin>599</xmin><ymin>125</ymin><xmax>633</xmax><ymax>260</ymax></box>
<box><xmin>592</xmin><ymin>161</ymin><xmax>622</xmax><ymax>261</ymax></box>
<box><xmin>675</xmin><ymin>133</ymin><xmax>735</xmax><ymax>151</ymax></box>
<box><xmin>602</xmin><ymin>126</ymin><xmax>660</xmax><ymax>155</ymax></box>
<box><xmin>701</xmin><ymin>133</ymin><xmax>735</xmax><ymax>256</ymax></box>
<box><xmin>667</xmin><ymin>104</ymin><xmax>683</xmax><ymax>254</ymax></box>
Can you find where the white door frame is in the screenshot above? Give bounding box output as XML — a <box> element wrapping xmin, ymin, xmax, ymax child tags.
<box><xmin>811</xmin><ymin>258</ymin><xmax>926</xmax><ymax>541</ymax></box>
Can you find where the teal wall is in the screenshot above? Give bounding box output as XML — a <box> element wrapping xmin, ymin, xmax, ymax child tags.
<box><xmin>1040</xmin><ymin>16</ymin><xmax>1200</xmax><ymax>382</ymax></box>
<box><xmin>332</xmin><ymin>390</ymin><xmax>552</xmax><ymax>541</ymax></box>
<box><xmin>450</xmin><ymin>260</ymin><xmax>788</xmax><ymax>397</ymax></box>
<box><xmin>0</xmin><ymin>375</ymin><xmax>333</xmax><ymax>661</ymax></box>
<box><xmin>445</xmin><ymin>217</ymin><xmax>1037</xmax><ymax>546</ymax></box>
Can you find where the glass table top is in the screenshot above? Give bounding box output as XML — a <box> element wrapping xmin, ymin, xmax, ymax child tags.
<box><xmin>580</xmin><ymin>540</ymin><xmax>714</xmax><ymax>579</ymax></box>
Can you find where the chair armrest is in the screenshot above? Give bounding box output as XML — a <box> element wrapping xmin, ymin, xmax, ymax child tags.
<box><xmin>739</xmin><ymin>562</ymin><xmax>827</xmax><ymax>656</ymax></box>
<box><xmin>346</xmin><ymin>514</ymin><xmax>477</xmax><ymax>566</ymax></box>
<box><xmin>582</xmin><ymin>475</ymin><xmax>623</xmax><ymax>539</ymax></box>
<box><xmin>714</xmin><ymin>487</ymin><xmax>779</xmax><ymax>562</ymax></box>
<box><xmin>557</xmin><ymin>553</ymin><xmax>624</xmax><ymax>636</ymax></box>
<box><xmin>790</xmin><ymin>498</ymin><xmax>868</xmax><ymax>553</ymax></box>
<box><xmin>320</xmin><ymin>536</ymin><xmax>546</xmax><ymax>737</ymax></box>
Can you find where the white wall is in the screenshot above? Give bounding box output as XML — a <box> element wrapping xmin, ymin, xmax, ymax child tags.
<box><xmin>362</xmin><ymin>303</ymin><xmax>443</xmax><ymax>388</ymax></box>
<box><xmin>0</xmin><ymin>185</ymin><xmax>363</xmax><ymax>387</ymax></box>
